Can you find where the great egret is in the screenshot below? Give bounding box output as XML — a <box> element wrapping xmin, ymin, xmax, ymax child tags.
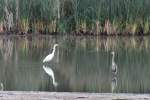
<box><xmin>43</xmin><ymin>65</ymin><xmax>58</xmax><ymax>87</ymax></box>
<box><xmin>43</xmin><ymin>44</ymin><xmax>59</xmax><ymax>63</ymax></box>
<box><xmin>111</xmin><ymin>51</ymin><xmax>118</xmax><ymax>74</ymax></box>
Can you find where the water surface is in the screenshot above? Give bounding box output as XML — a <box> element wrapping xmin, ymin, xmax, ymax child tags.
<box><xmin>0</xmin><ymin>35</ymin><xmax>149</xmax><ymax>93</ymax></box>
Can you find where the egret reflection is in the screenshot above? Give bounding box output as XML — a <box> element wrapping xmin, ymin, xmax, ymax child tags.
<box><xmin>43</xmin><ymin>44</ymin><xmax>59</xmax><ymax>63</ymax></box>
<box><xmin>111</xmin><ymin>51</ymin><xmax>118</xmax><ymax>74</ymax></box>
<box><xmin>43</xmin><ymin>65</ymin><xmax>58</xmax><ymax>87</ymax></box>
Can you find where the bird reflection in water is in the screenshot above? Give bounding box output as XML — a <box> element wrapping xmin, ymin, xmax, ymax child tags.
<box><xmin>0</xmin><ymin>83</ymin><xmax>4</xmax><ymax>91</ymax></box>
<box><xmin>111</xmin><ymin>77</ymin><xmax>117</xmax><ymax>93</ymax></box>
<box><xmin>43</xmin><ymin>65</ymin><xmax>58</xmax><ymax>87</ymax></box>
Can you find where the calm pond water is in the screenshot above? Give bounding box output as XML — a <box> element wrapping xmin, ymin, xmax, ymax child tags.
<box><xmin>0</xmin><ymin>35</ymin><xmax>150</xmax><ymax>93</ymax></box>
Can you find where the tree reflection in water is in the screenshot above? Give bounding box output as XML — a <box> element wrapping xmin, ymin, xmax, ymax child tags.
<box><xmin>0</xmin><ymin>36</ymin><xmax>149</xmax><ymax>92</ymax></box>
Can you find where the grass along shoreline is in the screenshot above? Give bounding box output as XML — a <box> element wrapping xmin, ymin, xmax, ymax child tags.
<box><xmin>0</xmin><ymin>19</ymin><xmax>149</xmax><ymax>36</ymax></box>
<box><xmin>0</xmin><ymin>0</ymin><xmax>150</xmax><ymax>35</ymax></box>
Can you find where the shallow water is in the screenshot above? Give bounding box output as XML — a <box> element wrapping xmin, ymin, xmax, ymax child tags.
<box><xmin>0</xmin><ymin>35</ymin><xmax>150</xmax><ymax>93</ymax></box>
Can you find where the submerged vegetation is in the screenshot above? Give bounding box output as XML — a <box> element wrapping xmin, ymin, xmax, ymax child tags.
<box><xmin>0</xmin><ymin>0</ymin><xmax>150</xmax><ymax>35</ymax></box>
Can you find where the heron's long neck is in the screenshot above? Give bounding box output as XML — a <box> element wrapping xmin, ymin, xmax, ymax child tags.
<box><xmin>112</xmin><ymin>54</ymin><xmax>115</xmax><ymax>64</ymax></box>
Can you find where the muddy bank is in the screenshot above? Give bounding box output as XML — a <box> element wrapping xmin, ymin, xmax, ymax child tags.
<box><xmin>0</xmin><ymin>91</ymin><xmax>150</xmax><ymax>100</ymax></box>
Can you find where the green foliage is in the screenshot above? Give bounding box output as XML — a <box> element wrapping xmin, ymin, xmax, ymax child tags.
<box><xmin>0</xmin><ymin>0</ymin><xmax>150</xmax><ymax>34</ymax></box>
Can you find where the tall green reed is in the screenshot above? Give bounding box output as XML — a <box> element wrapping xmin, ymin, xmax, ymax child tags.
<box><xmin>0</xmin><ymin>0</ymin><xmax>150</xmax><ymax>34</ymax></box>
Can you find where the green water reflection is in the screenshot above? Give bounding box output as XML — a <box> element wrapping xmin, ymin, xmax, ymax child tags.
<box><xmin>0</xmin><ymin>35</ymin><xmax>150</xmax><ymax>93</ymax></box>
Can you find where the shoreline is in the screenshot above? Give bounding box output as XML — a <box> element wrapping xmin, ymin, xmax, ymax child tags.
<box><xmin>0</xmin><ymin>91</ymin><xmax>150</xmax><ymax>100</ymax></box>
<box><xmin>0</xmin><ymin>32</ymin><xmax>149</xmax><ymax>37</ymax></box>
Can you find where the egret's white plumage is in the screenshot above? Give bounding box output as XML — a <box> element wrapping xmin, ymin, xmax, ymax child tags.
<box><xmin>111</xmin><ymin>51</ymin><xmax>118</xmax><ymax>74</ymax></box>
<box><xmin>43</xmin><ymin>44</ymin><xmax>59</xmax><ymax>63</ymax></box>
<box><xmin>43</xmin><ymin>65</ymin><xmax>58</xmax><ymax>87</ymax></box>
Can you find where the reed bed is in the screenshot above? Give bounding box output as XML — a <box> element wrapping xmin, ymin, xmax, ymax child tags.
<box><xmin>0</xmin><ymin>0</ymin><xmax>150</xmax><ymax>35</ymax></box>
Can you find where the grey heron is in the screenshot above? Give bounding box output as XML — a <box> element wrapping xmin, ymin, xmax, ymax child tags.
<box><xmin>111</xmin><ymin>51</ymin><xmax>118</xmax><ymax>74</ymax></box>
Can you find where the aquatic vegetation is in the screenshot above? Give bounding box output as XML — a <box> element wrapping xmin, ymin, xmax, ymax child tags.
<box><xmin>0</xmin><ymin>0</ymin><xmax>150</xmax><ymax>35</ymax></box>
<box><xmin>20</xmin><ymin>19</ymin><xmax>29</xmax><ymax>33</ymax></box>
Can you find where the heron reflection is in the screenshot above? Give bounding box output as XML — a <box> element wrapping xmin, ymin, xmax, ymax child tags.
<box><xmin>111</xmin><ymin>77</ymin><xmax>117</xmax><ymax>93</ymax></box>
<box><xmin>111</xmin><ymin>51</ymin><xmax>118</xmax><ymax>74</ymax></box>
<box><xmin>43</xmin><ymin>65</ymin><xmax>58</xmax><ymax>87</ymax></box>
<box><xmin>0</xmin><ymin>83</ymin><xmax>4</xmax><ymax>91</ymax></box>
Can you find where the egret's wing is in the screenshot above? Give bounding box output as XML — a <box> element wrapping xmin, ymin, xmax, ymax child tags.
<box><xmin>43</xmin><ymin>54</ymin><xmax>53</xmax><ymax>63</ymax></box>
<box><xmin>43</xmin><ymin>56</ymin><xmax>47</xmax><ymax>63</ymax></box>
<box><xmin>43</xmin><ymin>55</ymin><xmax>50</xmax><ymax>62</ymax></box>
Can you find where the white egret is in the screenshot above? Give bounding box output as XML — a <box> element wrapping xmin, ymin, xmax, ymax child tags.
<box><xmin>43</xmin><ymin>44</ymin><xmax>59</xmax><ymax>63</ymax></box>
<box><xmin>111</xmin><ymin>51</ymin><xmax>118</xmax><ymax>74</ymax></box>
<box><xmin>43</xmin><ymin>65</ymin><xmax>58</xmax><ymax>87</ymax></box>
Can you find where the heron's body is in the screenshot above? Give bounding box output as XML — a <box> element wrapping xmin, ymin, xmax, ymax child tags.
<box><xmin>112</xmin><ymin>62</ymin><xmax>117</xmax><ymax>74</ymax></box>
<box><xmin>111</xmin><ymin>51</ymin><xmax>118</xmax><ymax>74</ymax></box>
<box><xmin>43</xmin><ymin>65</ymin><xmax>58</xmax><ymax>87</ymax></box>
<box><xmin>43</xmin><ymin>44</ymin><xmax>58</xmax><ymax>63</ymax></box>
